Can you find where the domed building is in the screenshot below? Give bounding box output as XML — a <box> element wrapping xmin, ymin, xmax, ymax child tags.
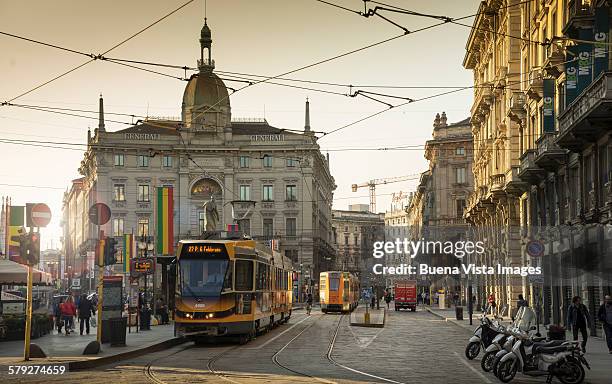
<box><xmin>64</xmin><ymin>19</ymin><xmax>336</xmax><ymax>302</ymax></box>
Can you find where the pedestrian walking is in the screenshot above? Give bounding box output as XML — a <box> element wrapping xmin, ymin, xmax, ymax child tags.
<box><xmin>487</xmin><ymin>294</ymin><xmax>497</xmax><ymax>316</ymax></box>
<box><xmin>60</xmin><ymin>296</ymin><xmax>76</xmax><ymax>335</ymax></box>
<box><xmin>385</xmin><ymin>291</ymin><xmax>392</xmax><ymax>309</ymax></box>
<box><xmin>567</xmin><ymin>296</ymin><xmax>591</xmax><ymax>352</ymax></box>
<box><xmin>306</xmin><ymin>292</ymin><xmax>313</xmax><ymax>315</ymax></box>
<box><xmin>156</xmin><ymin>298</ymin><xmax>169</xmax><ymax>325</ymax></box>
<box><xmin>77</xmin><ymin>294</ymin><xmax>94</xmax><ymax>335</ymax></box>
<box><xmin>54</xmin><ymin>297</ymin><xmax>64</xmax><ymax>334</ymax></box>
<box><xmin>597</xmin><ymin>294</ymin><xmax>612</xmax><ymax>354</ymax></box>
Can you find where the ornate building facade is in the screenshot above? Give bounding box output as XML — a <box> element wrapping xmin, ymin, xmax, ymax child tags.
<box><xmin>332</xmin><ymin>205</ymin><xmax>385</xmax><ymax>287</ymax></box>
<box><xmin>61</xmin><ymin>19</ymin><xmax>336</xmax><ymax>299</ymax></box>
<box><xmin>464</xmin><ymin>0</ymin><xmax>612</xmax><ymax>326</ymax></box>
<box><xmin>405</xmin><ymin>113</ymin><xmax>473</xmax><ymax>297</ymax></box>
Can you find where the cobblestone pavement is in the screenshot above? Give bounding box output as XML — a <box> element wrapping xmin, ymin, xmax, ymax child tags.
<box><xmin>0</xmin><ymin>308</ymin><xmax>607</xmax><ymax>383</ymax></box>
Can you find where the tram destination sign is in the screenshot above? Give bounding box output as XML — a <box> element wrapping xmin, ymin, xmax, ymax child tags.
<box><xmin>180</xmin><ymin>243</ymin><xmax>228</xmax><ymax>258</ymax></box>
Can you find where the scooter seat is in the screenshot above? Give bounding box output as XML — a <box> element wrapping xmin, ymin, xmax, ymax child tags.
<box><xmin>526</xmin><ymin>340</ymin><xmax>564</xmax><ymax>348</ymax></box>
<box><xmin>534</xmin><ymin>344</ymin><xmax>568</xmax><ymax>354</ymax></box>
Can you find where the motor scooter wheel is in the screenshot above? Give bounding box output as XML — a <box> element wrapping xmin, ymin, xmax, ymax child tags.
<box><xmin>496</xmin><ymin>358</ymin><xmax>517</xmax><ymax>383</ymax></box>
<box><xmin>558</xmin><ymin>358</ymin><xmax>585</xmax><ymax>384</ymax></box>
<box><xmin>465</xmin><ymin>341</ymin><xmax>480</xmax><ymax>360</ymax></box>
<box><xmin>480</xmin><ymin>351</ymin><xmax>496</xmax><ymax>372</ymax></box>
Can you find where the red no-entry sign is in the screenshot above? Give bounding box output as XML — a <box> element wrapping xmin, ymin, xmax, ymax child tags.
<box><xmin>30</xmin><ymin>203</ymin><xmax>52</xmax><ymax>227</ymax></box>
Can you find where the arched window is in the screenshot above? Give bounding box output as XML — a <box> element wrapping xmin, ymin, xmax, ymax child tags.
<box><xmin>191</xmin><ymin>178</ymin><xmax>222</xmax><ymax>198</ymax></box>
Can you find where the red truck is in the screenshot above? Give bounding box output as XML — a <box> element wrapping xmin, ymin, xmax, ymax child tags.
<box><xmin>394</xmin><ymin>280</ymin><xmax>417</xmax><ymax>311</ymax></box>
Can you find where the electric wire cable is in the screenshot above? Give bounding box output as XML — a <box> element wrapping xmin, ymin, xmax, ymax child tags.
<box><xmin>3</xmin><ymin>0</ymin><xmax>197</xmax><ymax>103</ymax></box>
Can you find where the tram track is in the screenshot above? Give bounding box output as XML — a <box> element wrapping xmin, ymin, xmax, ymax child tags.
<box><xmin>143</xmin><ymin>344</ymin><xmax>195</xmax><ymax>384</ymax></box>
<box><xmin>325</xmin><ymin>312</ymin><xmax>406</xmax><ymax>384</ymax></box>
<box><xmin>270</xmin><ymin>313</ymin><xmax>337</xmax><ymax>384</ymax></box>
<box><xmin>144</xmin><ymin>310</ymin><xmax>406</xmax><ymax>384</ymax></box>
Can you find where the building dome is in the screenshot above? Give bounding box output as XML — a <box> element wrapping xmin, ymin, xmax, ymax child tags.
<box><xmin>182</xmin><ymin>72</ymin><xmax>230</xmax><ymax>111</ymax></box>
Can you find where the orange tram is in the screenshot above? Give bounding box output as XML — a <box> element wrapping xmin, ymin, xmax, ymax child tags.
<box><xmin>319</xmin><ymin>271</ymin><xmax>359</xmax><ymax>313</ymax></box>
<box><xmin>174</xmin><ymin>238</ymin><xmax>293</xmax><ymax>344</ymax></box>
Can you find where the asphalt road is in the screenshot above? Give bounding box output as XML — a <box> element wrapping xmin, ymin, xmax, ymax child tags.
<box><xmin>0</xmin><ymin>308</ymin><xmax>604</xmax><ymax>383</ymax></box>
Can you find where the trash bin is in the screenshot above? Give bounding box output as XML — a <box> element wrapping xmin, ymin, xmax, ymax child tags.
<box><xmin>109</xmin><ymin>317</ymin><xmax>127</xmax><ymax>346</ymax></box>
<box><xmin>140</xmin><ymin>309</ymin><xmax>151</xmax><ymax>330</ymax></box>
<box><xmin>455</xmin><ymin>306</ymin><xmax>464</xmax><ymax>320</ymax></box>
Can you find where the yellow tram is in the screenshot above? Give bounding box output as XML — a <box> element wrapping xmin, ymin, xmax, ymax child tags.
<box><xmin>174</xmin><ymin>239</ymin><xmax>293</xmax><ymax>343</ymax></box>
<box><xmin>319</xmin><ymin>271</ymin><xmax>359</xmax><ymax>313</ymax></box>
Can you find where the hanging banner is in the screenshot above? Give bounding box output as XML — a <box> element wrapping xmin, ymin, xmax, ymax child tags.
<box><xmin>576</xmin><ymin>28</ymin><xmax>593</xmax><ymax>97</ymax></box>
<box><xmin>565</xmin><ymin>45</ymin><xmax>578</xmax><ymax>106</ymax></box>
<box><xmin>594</xmin><ymin>6</ymin><xmax>609</xmax><ymax>77</ymax></box>
<box><xmin>543</xmin><ymin>79</ymin><xmax>555</xmax><ymax>133</ymax></box>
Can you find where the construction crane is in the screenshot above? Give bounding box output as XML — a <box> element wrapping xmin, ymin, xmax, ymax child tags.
<box><xmin>351</xmin><ymin>175</ymin><xmax>421</xmax><ymax>213</ymax></box>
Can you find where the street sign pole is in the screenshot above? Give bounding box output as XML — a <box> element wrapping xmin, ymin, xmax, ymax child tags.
<box><xmin>96</xmin><ymin>228</ymin><xmax>103</xmax><ymax>346</ymax></box>
<box><xmin>23</xmin><ymin>263</ymin><xmax>33</xmax><ymax>361</ymax></box>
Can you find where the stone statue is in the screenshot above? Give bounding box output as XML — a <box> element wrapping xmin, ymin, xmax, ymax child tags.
<box><xmin>202</xmin><ymin>196</ymin><xmax>219</xmax><ymax>232</ymax></box>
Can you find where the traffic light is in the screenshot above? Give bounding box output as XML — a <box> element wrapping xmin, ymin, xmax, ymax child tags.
<box><xmin>27</xmin><ymin>232</ymin><xmax>40</xmax><ymax>265</ymax></box>
<box><xmin>10</xmin><ymin>228</ymin><xmax>29</xmax><ymax>262</ymax></box>
<box><xmin>104</xmin><ymin>237</ymin><xmax>118</xmax><ymax>266</ymax></box>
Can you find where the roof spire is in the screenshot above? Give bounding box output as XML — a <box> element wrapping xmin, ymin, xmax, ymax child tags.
<box><xmin>304</xmin><ymin>97</ymin><xmax>311</xmax><ymax>132</ymax></box>
<box><xmin>198</xmin><ymin>6</ymin><xmax>214</xmax><ymax>73</ymax></box>
<box><xmin>98</xmin><ymin>94</ymin><xmax>105</xmax><ymax>132</ymax></box>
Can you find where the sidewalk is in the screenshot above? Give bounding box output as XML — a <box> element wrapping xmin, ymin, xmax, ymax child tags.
<box><xmin>425</xmin><ymin>306</ymin><xmax>611</xmax><ymax>383</ymax></box>
<box><xmin>0</xmin><ymin>323</ymin><xmax>182</xmax><ymax>369</ymax></box>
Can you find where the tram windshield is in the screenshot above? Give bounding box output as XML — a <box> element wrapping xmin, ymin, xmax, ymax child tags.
<box><xmin>180</xmin><ymin>259</ymin><xmax>229</xmax><ymax>297</ymax></box>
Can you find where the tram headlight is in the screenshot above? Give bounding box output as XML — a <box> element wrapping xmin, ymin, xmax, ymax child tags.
<box><xmin>185</xmin><ymin>312</ymin><xmax>193</xmax><ymax>319</ymax></box>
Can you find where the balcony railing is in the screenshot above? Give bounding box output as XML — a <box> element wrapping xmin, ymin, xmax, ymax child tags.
<box><xmin>558</xmin><ymin>72</ymin><xmax>612</xmax><ymax>142</ymax></box>
<box><xmin>535</xmin><ymin>132</ymin><xmax>566</xmax><ymax>170</ymax></box>
<box><xmin>519</xmin><ymin>149</ymin><xmax>546</xmax><ymax>184</ymax></box>
<box><xmin>490</xmin><ymin>173</ymin><xmax>506</xmax><ymax>191</ymax></box>
<box><xmin>507</xmin><ymin>92</ymin><xmax>526</xmax><ymax>123</ymax></box>
<box><xmin>526</xmin><ymin>68</ymin><xmax>543</xmax><ymax>100</ymax></box>
<box><xmin>544</xmin><ymin>42</ymin><xmax>565</xmax><ymax>78</ymax></box>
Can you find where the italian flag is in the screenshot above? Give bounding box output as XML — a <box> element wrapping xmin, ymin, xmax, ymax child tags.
<box><xmin>156</xmin><ymin>186</ymin><xmax>174</xmax><ymax>255</ymax></box>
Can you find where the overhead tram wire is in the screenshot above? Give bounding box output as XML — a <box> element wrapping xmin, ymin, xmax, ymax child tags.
<box><xmin>2</xmin><ymin>0</ymin><xmax>197</xmax><ymax>103</ymax></box>
<box><xmin>4</xmin><ymin>48</ymin><xmax>604</xmax><ymax>142</ymax></box>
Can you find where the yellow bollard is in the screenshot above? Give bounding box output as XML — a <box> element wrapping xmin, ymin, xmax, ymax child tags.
<box><xmin>364</xmin><ymin>311</ymin><xmax>370</xmax><ymax>324</ymax></box>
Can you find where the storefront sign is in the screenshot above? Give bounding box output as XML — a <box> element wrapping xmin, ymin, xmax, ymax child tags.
<box><xmin>124</xmin><ymin>133</ymin><xmax>161</xmax><ymax>140</ymax></box>
<box><xmin>542</xmin><ymin>79</ymin><xmax>555</xmax><ymax>133</ymax></box>
<box><xmin>250</xmin><ymin>134</ymin><xmax>285</xmax><ymax>142</ymax></box>
<box><xmin>594</xmin><ymin>6</ymin><xmax>609</xmax><ymax>77</ymax></box>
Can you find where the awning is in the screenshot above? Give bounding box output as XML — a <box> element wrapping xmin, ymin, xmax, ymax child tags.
<box><xmin>0</xmin><ymin>259</ymin><xmax>53</xmax><ymax>285</ymax></box>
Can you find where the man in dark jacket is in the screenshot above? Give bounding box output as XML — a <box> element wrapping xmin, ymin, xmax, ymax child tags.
<box><xmin>597</xmin><ymin>295</ymin><xmax>612</xmax><ymax>354</ymax></box>
<box><xmin>567</xmin><ymin>296</ymin><xmax>591</xmax><ymax>352</ymax></box>
<box><xmin>77</xmin><ymin>294</ymin><xmax>94</xmax><ymax>335</ymax></box>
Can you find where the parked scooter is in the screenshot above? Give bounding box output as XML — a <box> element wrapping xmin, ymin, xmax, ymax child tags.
<box><xmin>465</xmin><ymin>313</ymin><xmax>504</xmax><ymax>360</ymax></box>
<box><xmin>488</xmin><ymin>306</ymin><xmax>538</xmax><ymax>374</ymax></box>
<box><xmin>496</xmin><ymin>337</ymin><xmax>589</xmax><ymax>383</ymax></box>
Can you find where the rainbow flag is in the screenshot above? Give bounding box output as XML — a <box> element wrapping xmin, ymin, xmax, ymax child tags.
<box><xmin>156</xmin><ymin>186</ymin><xmax>174</xmax><ymax>255</ymax></box>
<box><xmin>123</xmin><ymin>234</ymin><xmax>135</xmax><ymax>273</ymax></box>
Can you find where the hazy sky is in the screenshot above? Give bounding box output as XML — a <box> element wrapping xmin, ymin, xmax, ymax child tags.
<box><xmin>0</xmin><ymin>0</ymin><xmax>479</xmax><ymax>249</ymax></box>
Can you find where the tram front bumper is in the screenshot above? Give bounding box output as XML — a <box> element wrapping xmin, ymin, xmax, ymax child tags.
<box><xmin>176</xmin><ymin>321</ymin><xmax>254</xmax><ymax>337</ymax></box>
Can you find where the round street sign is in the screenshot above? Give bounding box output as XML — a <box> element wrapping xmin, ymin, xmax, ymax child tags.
<box><xmin>31</xmin><ymin>203</ymin><xmax>52</xmax><ymax>227</ymax></box>
<box><xmin>88</xmin><ymin>203</ymin><xmax>111</xmax><ymax>225</ymax></box>
<box><xmin>526</xmin><ymin>240</ymin><xmax>545</xmax><ymax>257</ymax></box>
